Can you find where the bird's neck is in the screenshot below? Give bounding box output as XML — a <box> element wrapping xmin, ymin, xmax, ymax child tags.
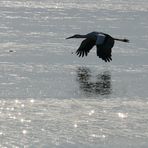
<box><xmin>76</xmin><ymin>34</ymin><xmax>87</xmax><ymax>38</ymax></box>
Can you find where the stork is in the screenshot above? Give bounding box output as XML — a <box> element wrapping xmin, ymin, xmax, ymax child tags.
<box><xmin>66</xmin><ymin>31</ymin><xmax>129</xmax><ymax>62</ymax></box>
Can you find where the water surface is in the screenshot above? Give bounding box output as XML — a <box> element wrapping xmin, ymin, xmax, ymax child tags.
<box><xmin>0</xmin><ymin>0</ymin><xmax>148</xmax><ymax>147</ymax></box>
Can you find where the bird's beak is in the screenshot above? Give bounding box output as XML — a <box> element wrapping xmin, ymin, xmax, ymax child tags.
<box><xmin>66</xmin><ymin>35</ymin><xmax>74</xmax><ymax>39</ymax></box>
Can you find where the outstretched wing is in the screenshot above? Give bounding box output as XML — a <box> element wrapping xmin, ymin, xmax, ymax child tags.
<box><xmin>76</xmin><ymin>38</ymin><xmax>95</xmax><ymax>57</ymax></box>
<box><xmin>96</xmin><ymin>35</ymin><xmax>114</xmax><ymax>62</ymax></box>
<box><xmin>97</xmin><ymin>45</ymin><xmax>112</xmax><ymax>62</ymax></box>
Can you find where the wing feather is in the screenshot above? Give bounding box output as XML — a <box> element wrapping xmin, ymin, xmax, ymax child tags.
<box><xmin>97</xmin><ymin>45</ymin><xmax>112</xmax><ymax>62</ymax></box>
<box><xmin>96</xmin><ymin>36</ymin><xmax>114</xmax><ymax>62</ymax></box>
<box><xmin>76</xmin><ymin>38</ymin><xmax>95</xmax><ymax>57</ymax></box>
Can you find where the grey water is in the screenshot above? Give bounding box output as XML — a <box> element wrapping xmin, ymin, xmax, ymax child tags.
<box><xmin>0</xmin><ymin>0</ymin><xmax>148</xmax><ymax>147</ymax></box>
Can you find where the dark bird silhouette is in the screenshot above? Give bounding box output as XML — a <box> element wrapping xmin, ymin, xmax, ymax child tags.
<box><xmin>66</xmin><ymin>31</ymin><xmax>129</xmax><ymax>62</ymax></box>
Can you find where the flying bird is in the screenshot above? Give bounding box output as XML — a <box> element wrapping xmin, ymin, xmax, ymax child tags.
<box><xmin>66</xmin><ymin>31</ymin><xmax>129</xmax><ymax>62</ymax></box>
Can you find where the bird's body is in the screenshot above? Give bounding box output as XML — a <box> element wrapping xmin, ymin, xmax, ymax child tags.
<box><xmin>95</xmin><ymin>33</ymin><xmax>106</xmax><ymax>45</ymax></box>
<box><xmin>66</xmin><ymin>31</ymin><xmax>129</xmax><ymax>62</ymax></box>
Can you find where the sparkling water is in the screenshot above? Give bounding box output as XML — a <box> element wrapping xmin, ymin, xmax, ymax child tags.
<box><xmin>0</xmin><ymin>0</ymin><xmax>148</xmax><ymax>147</ymax></box>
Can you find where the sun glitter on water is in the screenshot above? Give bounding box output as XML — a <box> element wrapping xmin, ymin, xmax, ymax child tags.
<box><xmin>117</xmin><ymin>112</ymin><xmax>128</xmax><ymax>119</ymax></box>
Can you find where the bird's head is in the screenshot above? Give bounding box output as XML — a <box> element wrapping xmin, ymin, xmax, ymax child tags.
<box><xmin>66</xmin><ymin>34</ymin><xmax>85</xmax><ymax>39</ymax></box>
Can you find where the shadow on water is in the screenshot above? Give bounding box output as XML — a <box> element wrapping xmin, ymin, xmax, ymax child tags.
<box><xmin>76</xmin><ymin>67</ymin><xmax>112</xmax><ymax>97</ymax></box>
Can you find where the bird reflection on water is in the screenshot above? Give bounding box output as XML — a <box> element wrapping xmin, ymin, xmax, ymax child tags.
<box><xmin>76</xmin><ymin>67</ymin><xmax>112</xmax><ymax>97</ymax></box>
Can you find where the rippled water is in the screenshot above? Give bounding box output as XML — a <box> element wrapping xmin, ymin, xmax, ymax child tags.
<box><xmin>0</xmin><ymin>0</ymin><xmax>148</xmax><ymax>147</ymax></box>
